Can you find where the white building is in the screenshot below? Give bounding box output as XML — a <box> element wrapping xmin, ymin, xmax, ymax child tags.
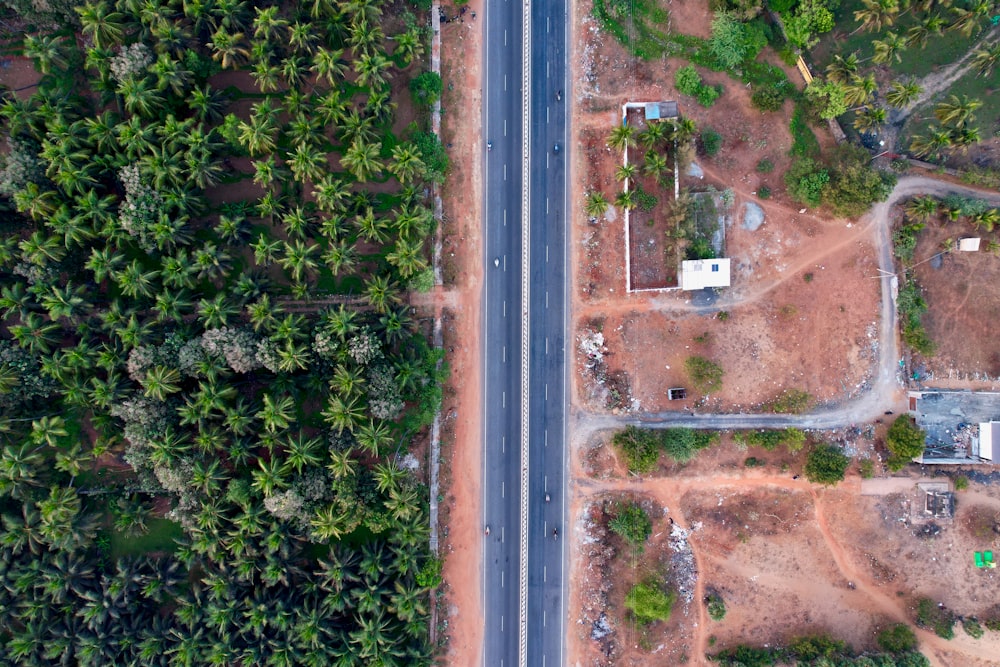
<box><xmin>679</xmin><ymin>258</ymin><xmax>730</xmax><ymax>291</ymax></box>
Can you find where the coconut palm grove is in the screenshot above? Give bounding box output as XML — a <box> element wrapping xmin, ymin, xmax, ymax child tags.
<box><xmin>0</xmin><ymin>0</ymin><xmax>446</xmax><ymax>663</ymax></box>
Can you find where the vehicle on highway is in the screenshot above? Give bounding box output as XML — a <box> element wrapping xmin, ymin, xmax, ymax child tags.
<box><xmin>544</xmin><ymin>493</ymin><xmax>550</xmax><ymax>502</ymax></box>
<box><xmin>485</xmin><ymin>525</ymin><xmax>491</xmax><ymax>536</ymax></box>
<box><xmin>553</xmin><ymin>143</ymin><xmax>560</xmax><ymax>153</ymax></box>
<box><xmin>494</xmin><ymin>257</ymin><xmax>500</xmax><ymax>267</ymax></box>
<box><xmin>556</xmin><ymin>90</ymin><xmax>561</xmax><ymax>100</ymax></box>
<box><xmin>552</xmin><ymin>528</ymin><xmax>558</xmax><ymax>539</ymax></box>
<box><xmin>487</xmin><ymin>140</ymin><xmax>492</xmax><ymax>151</ymax></box>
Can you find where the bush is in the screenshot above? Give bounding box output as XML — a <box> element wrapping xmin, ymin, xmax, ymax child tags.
<box><xmin>696</xmin><ymin>84</ymin><xmax>722</xmax><ymax>107</ymax></box>
<box><xmin>735</xmin><ymin>428</ymin><xmax>806</xmax><ymax>452</ymax></box>
<box><xmin>685</xmin><ymin>355</ymin><xmax>723</xmax><ymax>393</ymax></box>
<box><xmin>634</xmin><ymin>186</ymin><xmax>658</xmax><ymax>211</ymax></box>
<box><xmin>762</xmin><ymin>389</ymin><xmax>813</xmax><ymax>414</ymax></box>
<box><xmin>756</xmin><ymin>158</ymin><xmax>774</xmax><ymax>173</ymax></box>
<box><xmin>788</xmin><ymin>634</ymin><xmax>847</xmax><ymax>660</ymax></box>
<box><xmin>915</xmin><ymin>598</ymin><xmax>955</xmax><ymax>639</ymax></box>
<box><xmin>744</xmin><ymin>456</ymin><xmax>765</xmax><ymax>467</ymax></box>
<box><xmin>877</xmin><ymin>623</ymin><xmax>918</xmax><ymax>653</ymax></box>
<box><xmin>757</xmin><ymin>185</ymin><xmax>771</xmax><ymax>199</ymax></box>
<box><xmin>962</xmin><ymin>618</ymin><xmax>984</xmax><ymax>639</ymax></box>
<box><xmin>661</xmin><ymin>428</ymin><xmax>718</xmax><ymax>463</ymax></box>
<box><xmin>885</xmin><ymin>415</ymin><xmax>926</xmax><ymax>471</ymax></box>
<box><xmin>700</xmin><ymin>129</ymin><xmax>723</xmax><ymax>156</ymax></box>
<box><xmin>804</xmin><ymin>444</ymin><xmax>849</xmax><ymax>485</ymax></box>
<box><xmin>789</xmin><ymin>105</ymin><xmax>821</xmax><ymax>159</ymax></box>
<box><xmin>411</xmin><ymin>130</ymin><xmax>449</xmax><ymax>183</ymax></box>
<box><xmin>859</xmin><ymin>459</ymin><xmax>875</xmax><ymax>479</ymax></box>
<box><xmin>954</xmin><ymin>475</ymin><xmax>969</xmax><ymax>490</ymax></box>
<box><xmin>612</xmin><ymin>426</ymin><xmax>660</xmax><ymax>474</ymax></box>
<box><xmin>675</xmin><ymin>65</ymin><xmax>703</xmax><ymax>97</ymax></box>
<box><xmin>608</xmin><ymin>501</ymin><xmax>652</xmax><ymax>548</ymax></box>
<box><xmin>751</xmin><ymin>85</ymin><xmax>788</xmax><ymax>112</ymax></box>
<box><xmin>706</xmin><ymin>592</ymin><xmax>726</xmax><ymax>620</ymax></box>
<box><xmin>409</xmin><ymin>71</ymin><xmax>442</xmax><ymax>107</ymax></box>
<box><xmin>625</xmin><ymin>580</ymin><xmax>676</xmax><ymax>624</ymax></box>
<box><xmin>708</xmin><ymin>11</ymin><xmax>767</xmax><ymax>68</ymax></box>
<box><xmin>785</xmin><ymin>157</ymin><xmax>828</xmax><ymax>207</ymax></box>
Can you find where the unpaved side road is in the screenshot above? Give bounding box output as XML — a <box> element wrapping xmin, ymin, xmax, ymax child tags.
<box><xmin>574</xmin><ymin>175</ymin><xmax>1000</xmax><ymax>437</ymax></box>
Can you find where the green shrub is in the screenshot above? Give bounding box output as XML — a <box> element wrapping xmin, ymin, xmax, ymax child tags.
<box><xmin>634</xmin><ymin>186</ymin><xmax>658</xmax><ymax>211</ymax></box>
<box><xmin>409</xmin><ymin>71</ymin><xmax>442</xmax><ymax>107</ymax></box>
<box><xmin>756</xmin><ymin>158</ymin><xmax>774</xmax><ymax>173</ymax></box>
<box><xmin>877</xmin><ymin>623</ymin><xmax>917</xmax><ymax>653</ymax></box>
<box><xmin>962</xmin><ymin>618</ymin><xmax>984</xmax><ymax>639</ymax></box>
<box><xmin>885</xmin><ymin>415</ymin><xmax>926</xmax><ymax>472</ymax></box>
<box><xmin>893</xmin><ymin>223</ymin><xmax>924</xmax><ymax>263</ymax></box>
<box><xmin>804</xmin><ymin>444</ymin><xmax>849</xmax><ymax>485</ymax></box>
<box><xmin>915</xmin><ymin>598</ymin><xmax>955</xmax><ymax>639</ymax></box>
<box><xmin>675</xmin><ymin>65</ymin><xmax>703</xmax><ymax>97</ymax></box>
<box><xmin>608</xmin><ymin>501</ymin><xmax>652</xmax><ymax>548</ymax></box>
<box><xmin>706</xmin><ymin>592</ymin><xmax>726</xmax><ymax>620</ymax></box>
<box><xmin>954</xmin><ymin>475</ymin><xmax>969</xmax><ymax>490</ymax></box>
<box><xmin>416</xmin><ymin>556</ymin><xmax>443</xmax><ymax>588</ymax></box>
<box><xmin>785</xmin><ymin>157</ymin><xmax>828</xmax><ymax>207</ymax></box>
<box><xmin>757</xmin><ymin>185</ymin><xmax>771</xmax><ymax>199</ymax></box>
<box><xmin>859</xmin><ymin>459</ymin><xmax>875</xmax><ymax>479</ymax></box>
<box><xmin>984</xmin><ymin>612</ymin><xmax>1000</xmax><ymax>632</ymax></box>
<box><xmin>661</xmin><ymin>428</ymin><xmax>717</xmax><ymax>463</ymax></box>
<box><xmin>612</xmin><ymin>426</ymin><xmax>660</xmax><ymax>474</ymax></box>
<box><xmin>762</xmin><ymin>389</ymin><xmax>813</xmax><ymax>414</ymax></box>
<box><xmin>625</xmin><ymin>580</ymin><xmax>676</xmax><ymax>624</ymax></box>
<box><xmin>708</xmin><ymin>11</ymin><xmax>767</xmax><ymax>68</ymax></box>
<box><xmin>744</xmin><ymin>456</ymin><xmax>765</xmax><ymax>467</ymax></box>
<box><xmin>700</xmin><ymin>129</ymin><xmax>722</xmax><ymax>157</ymax></box>
<box><xmin>696</xmin><ymin>84</ymin><xmax>722</xmax><ymax>107</ymax></box>
<box><xmin>685</xmin><ymin>356</ymin><xmax>723</xmax><ymax>393</ymax></box>
<box><xmin>789</xmin><ymin>105</ymin><xmax>820</xmax><ymax>159</ymax></box>
<box><xmin>788</xmin><ymin>634</ymin><xmax>847</xmax><ymax>660</ymax></box>
<box><xmin>750</xmin><ymin>85</ymin><xmax>788</xmax><ymax>112</ymax></box>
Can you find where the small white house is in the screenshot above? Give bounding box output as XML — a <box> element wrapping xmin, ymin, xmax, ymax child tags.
<box><xmin>679</xmin><ymin>258</ymin><xmax>730</xmax><ymax>291</ymax></box>
<box><xmin>959</xmin><ymin>237</ymin><xmax>981</xmax><ymax>251</ymax></box>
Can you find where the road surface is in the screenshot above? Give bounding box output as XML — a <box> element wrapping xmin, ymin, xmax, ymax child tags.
<box><xmin>481</xmin><ymin>0</ymin><xmax>525</xmax><ymax>663</ymax></box>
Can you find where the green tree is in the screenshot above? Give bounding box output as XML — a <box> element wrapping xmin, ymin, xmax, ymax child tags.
<box><xmin>625</xmin><ymin>580</ymin><xmax>676</xmax><ymax>624</ymax></box>
<box><xmin>877</xmin><ymin>623</ymin><xmax>918</xmax><ymax>653</ymax></box>
<box><xmin>409</xmin><ymin>71</ymin><xmax>442</xmax><ymax>107</ymax></box>
<box><xmin>970</xmin><ymin>43</ymin><xmax>1000</xmax><ymax>77</ymax></box>
<box><xmin>804</xmin><ymin>443</ymin><xmax>850</xmax><ymax>485</ymax></box>
<box><xmin>885</xmin><ymin>415</ymin><xmax>925</xmax><ymax>470</ymax></box>
<box><xmin>872</xmin><ymin>32</ymin><xmax>907</xmax><ymax>64</ymax></box>
<box><xmin>607</xmin><ymin>501</ymin><xmax>652</xmax><ymax>549</ymax></box>
<box><xmin>584</xmin><ymin>191</ymin><xmax>609</xmax><ymax>217</ymax></box>
<box><xmin>886</xmin><ymin>79</ymin><xmax>922</xmax><ymax>108</ymax></box>
<box><xmin>853</xmin><ymin>0</ymin><xmax>900</xmax><ymax>33</ymax></box>
<box><xmin>708</xmin><ymin>11</ymin><xmax>766</xmax><ymax>68</ymax></box>
<box><xmin>607</xmin><ymin>125</ymin><xmax>636</xmax><ymax>151</ymax></box>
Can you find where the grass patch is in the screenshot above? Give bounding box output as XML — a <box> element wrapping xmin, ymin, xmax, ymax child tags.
<box><xmin>109</xmin><ymin>518</ymin><xmax>183</xmax><ymax>558</ymax></box>
<box><xmin>592</xmin><ymin>0</ymin><xmax>673</xmax><ymax>59</ymax></box>
<box><xmin>900</xmin><ymin>66</ymin><xmax>1000</xmax><ymax>151</ymax></box>
<box><xmin>789</xmin><ymin>103</ymin><xmax>821</xmax><ymax>158</ymax></box>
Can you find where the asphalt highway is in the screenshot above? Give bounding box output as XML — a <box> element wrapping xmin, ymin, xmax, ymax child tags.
<box><xmin>482</xmin><ymin>0</ymin><xmax>569</xmax><ymax>664</ymax></box>
<box><xmin>482</xmin><ymin>0</ymin><xmax>525</xmax><ymax>664</ymax></box>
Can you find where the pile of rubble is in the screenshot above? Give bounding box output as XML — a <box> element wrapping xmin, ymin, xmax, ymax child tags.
<box><xmin>668</xmin><ymin>522</ymin><xmax>699</xmax><ymax>605</ymax></box>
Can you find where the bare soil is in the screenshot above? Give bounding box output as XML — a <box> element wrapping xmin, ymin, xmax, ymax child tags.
<box><xmin>909</xmin><ymin>214</ymin><xmax>1000</xmax><ymax>386</ymax></box>
<box><xmin>570</xmin><ymin>430</ymin><xmax>1000</xmax><ymax>667</ymax></box>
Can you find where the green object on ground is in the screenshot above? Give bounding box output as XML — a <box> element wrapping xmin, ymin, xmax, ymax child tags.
<box><xmin>974</xmin><ymin>551</ymin><xmax>984</xmax><ymax>568</ymax></box>
<box><xmin>986</xmin><ymin>551</ymin><xmax>996</xmax><ymax>568</ymax></box>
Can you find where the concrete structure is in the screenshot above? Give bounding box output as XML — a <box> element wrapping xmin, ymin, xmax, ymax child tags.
<box><xmin>679</xmin><ymin>258</ymin><xmax>731</xmax><ymax>291</ymax></box>
<box><xmin>958</xmin><ymin>237</ymin><xmax>981</xmax><ymax>251</ymax></box>
<box><xmin>908</xmin><ymin>390</ymin><xmax>1000</xmax><ymax>463</ymax></box>
<box><xmin>977</xmin><ymin>421</ymin><xmax>997</xmax><ymax>461</ymax></box>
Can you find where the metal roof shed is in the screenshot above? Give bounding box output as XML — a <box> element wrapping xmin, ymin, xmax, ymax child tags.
<box><xmin>979</xmin><ymin>421</ymin><xmax>996</xmax><ymax>461</ymax></box>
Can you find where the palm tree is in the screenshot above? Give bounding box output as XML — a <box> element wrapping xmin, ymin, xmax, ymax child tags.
<box><xmin>872</xmin><ymin>32</ymin><xmax>907</xmax><ymax>64</ymax></box>
<box><xmin>950</xmin><ymin>126</ymin><xmax>981</xmax><ymax>152</ymax></box>
<box><xmin>971</xmin><ymin>43</ymin><xmax>1000</xmax><ymax>77</ymax></box>
<box><xmin>607</xmin><ymin>125</ymin><xmax>636</xmax><ymax>151</ymax></box>
<box><xmin>388</xmin><ymin>144</ymin><xmax>425</xmax><ymax>185</ymax></box>
<box><xmin>614</xmin><ymin>189</ymin><xmax>636</xmax><ymax>211</ymax></box>
<box><xmin>853</xmin><ymin>0</ymin><xmax>900</xmax><ymax>33</ymax></box>
<box><xmin>312</xmin><ymin>47</ymin><xmax>348</xmax><ymax>85</ymax></box>
<box><xmin>904</xmin><ymin>196</ymin><xmax>939</xmax><ymax>222</ymax></box>
<box><xmin>342</xmin><ymin>139</ymin><xmax>384</xmax><ymax>182</ymax></box>
<box><xmin>197</xmin><ymin>294</ymin><xmax>238</xmax><ymax>328</ymax></box>
<box><xmin>909</xmin><ymin>128</ymin><xmax>953</xmax><ymax>158</ymax></box>
<box><xmin>23</xmin><ymin>34</ymin><xmax>69</xmax><ymax>74</ymax></box>
<box><xmin>906</xmin><ymin>14</ymin><xmax>945</xmax><ymax>47</ymax></box>
<box><xmin>77</xmin><ymin>1</ymin><xmax>125</xmax><ymax>48</ymax></box>
<box><xmin>391</xmin><ymin>28</ymin><xmax>424</xmax><ymax>67</ymax></box>
<box><xmin>323</xmin><ymin>240</ymin><xmax>359</xmax><ymax>275</ymax></box>
<box><xmin>643</xmin><ymin>151</ymin><xmax>668</xmax><ymax>180</ymax></box>
<box><xmin>364</xmin><ymin>275</ymin><xmax>400</xmax><ymax>314</ymax></box>
<box><xmin>251</xmin><ymin>457</ymin><xmax>289</xmax><ymax>497</ymax></box>
<box><xmin>614</xmin><ymin>163</ymin><xmax>636</xmax><ymax>182</ymax></box>
<box><xmin>208</xmin><ymin>29</ymin><xmax>250</xmax><ymax>69</ymax></box>
<box><xmin>257</xmin><ymin>394</ymin><xmax>295</xmax><ymax>433</ymax></box>
<box><xmin>385</xmin><ymin>238</ymin><xmax>428</xmax><ymax>279</ymax></box>
<box><xmin>853</xmin><ymin>106</ymin><xmax>887</xmax><ymax>132</ymax></box>
<box><xmin>584</xmin><ymin>191</ymin><xmax>609</xmax><ymax>218</ymax></box>
<box><xmin>355</xmin><ymin>51</ymin><xmax>392</xmax><ymax>89</ymax></box>
<box><xmin>281</xmin><ymin>432</ymin><xmax>323</xmax><ymax>474</ymax></box>
<box><xmin>252</xmin><ymin>5</ymin><xmax>288</xmax><ymax>41</ymax></box>
<box><xmin>885</xmin><ymin>79</ymin><xmax>922</xmax><ymax>108</ymax></box>
<box><xmin>844</xmin><ymin>74</ymin><xmax>877</xmax><ymax>108</ymax></box>
<box><xmin>277</xmin><ymin>240</ymin><xmax>321</xmax><ymax>282</ymax></box>
<box><xmin>141</xmin><ymin>365</ymin><xmax>182</xmax><ymax>401</ymax></box>
<box><xmin>934</xmin><ymin>94</ymin><xmax>982</xmax><ymax>128</ymax></box>
<box><xmin>118</xmin><ymin>77</ymin><xmax>166</xmax><ymax>118</ymax></box>
<box><xmin>949</xmin><ymin>0</ymin><xmax>991</xmax><ymax>36</ymax></box>
<box><xmin>287</xmin><ymin>142</ymin><xmax>326</xmax><ymax>183</ymax></box>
